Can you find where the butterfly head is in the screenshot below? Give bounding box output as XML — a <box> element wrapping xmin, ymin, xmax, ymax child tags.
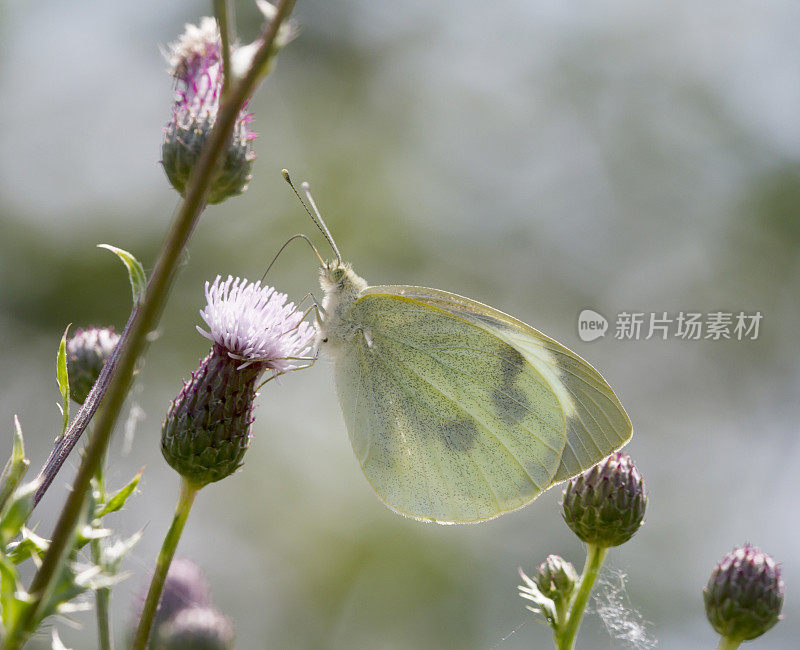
<box><xmin>317</xmin><ymin>261</ymin><xmax>368</xmax><ymax>348</ymax></box>
<box><xmin>320</xmin><ymin>260</ymin><xmax>367</xmax><ymax>295</ymax></box>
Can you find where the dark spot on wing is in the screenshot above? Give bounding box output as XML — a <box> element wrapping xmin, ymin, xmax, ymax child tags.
<box><xmin>494</xmin><ymin>345</ymin><xmax>530</xmax><ymax>425</ymax></box>
<box><xmin>440</xmin><ymin>418</ymin><xmax>478</xmax><ymax>452</ymax></box>
<box><xmin>500</xmin><ymin>346</ymin><xmax>525</xmax><ymax>381</ymax></box>
<box><xmin>493</xmin><ymin>385</ymin><xmax>530</xmax><ymax>424</ymax></box>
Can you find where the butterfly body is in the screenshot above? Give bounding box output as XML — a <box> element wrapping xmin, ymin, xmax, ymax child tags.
<box><xmin>317</xmin><ymin>261</ymin><xmax>632</xmax><ymax>524</ymax></box>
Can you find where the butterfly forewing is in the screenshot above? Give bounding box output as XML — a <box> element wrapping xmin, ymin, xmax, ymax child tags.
<box><xmin>335</xmin><ymin>291</ymin><xmax>568</xmax><ymax>523</ymax></box>
<box><xmin>365</xmin><ymin>286</ymin><xmax>633</xmax><ymax>487</ymax></box>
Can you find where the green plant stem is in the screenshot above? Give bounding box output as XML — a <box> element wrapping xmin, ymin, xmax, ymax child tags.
<box><xmin>131</xmin><ymin>478</ymin><xmax>198</xmax><ymax>650</ymax></box>
<box><xmin>214</xmin><ymin>0</ymin><xmax>234</xmax><ymax>100</ymax></box>
<box><xmin>717</xmin><ymin>638</ymin><xmax>742</xmax><ymax>650</ymax></box>
<box><xmin>3</xmin><ymin>3</ymin><xmax>297</xmax><ymax>648</ymax></box>
<box><xmin>555</xmin><ymin>544</ymin><xmax>607</xmax><ymax>650</ymax></box>
<box><xmin>91</xmin><ymin>450</ymin><xmax>113</xmax><ymax>650</ymax></box>
<box><xmin>553</xmin><ymin>596</ymin><xmax>569</xmax><ymax>632</ymax></box>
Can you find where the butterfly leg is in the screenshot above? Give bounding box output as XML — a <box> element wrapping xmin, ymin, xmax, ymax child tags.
<box><xmin>255</xmin><ymin>357</ymin><xmax>318</xmax><ymax>389</ymax></box>
<box><xmin>294</xmin><ymin>291</ymin><xmax>327</xmax><ymax>317</ymax></box>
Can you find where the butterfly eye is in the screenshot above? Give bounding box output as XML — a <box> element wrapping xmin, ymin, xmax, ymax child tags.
<box><xmin>331</xmin><ymin>268</ymin><xmax>345</xmax><ymax>283</ymax></box>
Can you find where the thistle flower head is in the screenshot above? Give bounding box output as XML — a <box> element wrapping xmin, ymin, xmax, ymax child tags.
<box><xmin>562</xmin><ymin>452</ymin><xmax>646</xmax><ymax>548</ymax></box>
<box><xmin>130</xmin><ymin>558</ymin><xmax>212</xmax><ymax>641</ymax></box>
<box><xmin>162</xmin><ymin>18</ymin><xmax>255</xmax><ymax>204</ymax></box>
<box><xmin>197</xmin><ymin>275</ymin><xmax>315</xmax><ymax>374</ymax></box>
<box><xmin>155</xmin><ymin>558</ymin><xmax>213</xmax><ymax>624</ymax></box>
<box><xmin>162</xmin><ymin>277</ymin><xmax>315</xmax><ymax>488</ymax></box>
<box><xmin>66</xmin><ymin>326</ymin><xmax>119</xmax><ymax>404</ymax></box>
<box><xmin>534</xmin><ymin>554</ymin><xmax>578</xmax><ymax>602</ymax></box>
<box><xmin>158</xmin><ymin>606</ymin><xmax>235</xmax><ymax>650</ymax></box>
<box><xmin>168</xmin><ymin>18</ymin><xmax>221</xmax><ymax>93</ymax></box>
<box><xmin>518</xmin><ymin>557</ymin><xmax>577</xmax><ymax>629</ymax></box>
<box><xmin>704</xmin><ymin>544</ymin><xmax>784</xmax><ymax>642</ymax></box>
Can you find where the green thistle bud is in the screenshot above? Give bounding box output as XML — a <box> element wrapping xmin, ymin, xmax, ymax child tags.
<box><xmin>157</xmin><ymin>607</ymin><xmax>234</xmax><ymax>650</ymax></box>
<box><xmin>535</xmin><ymin>554</ymin><xmax>578</xmax><ymax>602</ymax></box>
<box><xmin>161</xmin><ymin>347</ymin><xmax>261</xmax><ymax>488</ymax></box>
<box><xmin>162</xmin><ymin>117</ymin><xmax>254</xmax><ymax>206</ymax></box>
<box><xmin>131</xmin><ymin>558</ymin><xmax>212</xmax><ymax>639</ymax></box>
<box><xmin>561</xmin><ymin>452</ymin><xmax>646</xmax><ymax>548</ymax></box>
<box><xmin>703</xmin><ymin>544</ymin><xmax>784</xmax><ymax>643</ymax></box>
<box><xmin>518</xmin><ymin>556</ymin><xmax>578</xmax><ymax>629</ymax></box>
<box><xmin>66</xmin><ymin>327</ymin><xmax>119</xmax><ymax>404</ymax></box>
<box><xmin>161</xmin><ymin>276</ymin><xmax>315</xmax><ymax>488</ymax></box>
<box><xmin>162</xmin><ymin>18</ymin><xmax>255</xmax><ymax>205</ymax></box>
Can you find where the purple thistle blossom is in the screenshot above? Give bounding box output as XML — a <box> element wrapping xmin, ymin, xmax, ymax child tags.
<box><xmin>167</xmin><ymin>18</ymin><xmax>253</xmax><ymax>138</ymax></box>
<box><xmin>161</xmin><ymin>277</ymin><xmax>316</xmax><ymax>487</ymax></box>
<box><xmin>130</xmin><ymin>558</ymin><xmax>212</xmax><ymax>638</ymax></box>
<box><xmin>161</xmin><ymin>18</ymin><xmax>255</xmax><ymax>204</ymax></box>
<box><xmin>158</xmin><ymin>606</ymin><xmax>235</xmax><ymax>649</ymax></box>
<box><xmin>197</xmin><ymin>275</ymin><xmax>315</xmax><ymax>375</ymax></box>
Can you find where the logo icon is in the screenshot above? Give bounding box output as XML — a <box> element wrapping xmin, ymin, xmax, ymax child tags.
<box><xmin>578</xmin><ymin>309</ymin><xmax>608</xmax><ymax>342</ymax></box>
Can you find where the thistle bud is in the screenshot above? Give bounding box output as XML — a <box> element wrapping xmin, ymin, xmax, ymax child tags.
<box><xmin>161</xmin><ymin>276</ymin><xmax>315</xmax><ymax>488</ymax></box>
<box><xmin>157</xmin><ymin>606</ymin><xmax>235</xmax><ymax>650</ymax></box>
<box><xmin>66</xmin><ymin>327</ymin><xmax>119</xmax><ymax>404</ymax></box>
<box><xmin>561</xmin><ymin>452</ymin><xmax>646</xmax><ymax>548</ymax></box>
<box><xmin>130</xmin><ymin>558</ymin><xmax>211</xmax><ymax>641</ymax></box>
<box><xmin>154</xmin><ymin>558</ymin><xmax>212</xmax><ymax>627</ymax></box>
<box><xmin>703</xmin><ymin>544</ymin><xmax>784</xmax><ymax>642</ymax></box>
<box><xmin>535</xmin><ymin>554</ymin><xmax>578</xmax><ymax>603</ymax></box>
<box><xmin>162</xmin><ymin>18</ymin><xmax>255</xmax><ymax>204</ymax></box>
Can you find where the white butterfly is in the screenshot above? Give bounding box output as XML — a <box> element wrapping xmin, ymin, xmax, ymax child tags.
<box><xmin>284</xmin><ymin>172</ymin><xmax>632</xmax><ymax>524</ymax></box>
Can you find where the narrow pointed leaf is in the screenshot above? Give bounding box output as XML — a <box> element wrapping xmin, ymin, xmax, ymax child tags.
<box><xmin>98</xmin><ymin>244</ymin><xmax>146</xmax><ymax>306</ymax></box>
<box><xmin>10</xmin><ymin>416</ymin><xmax>25</xmax><ymax>466</ymax></box>
<box><xmin>0</xmin><ymin>416</ymin><xmax>30</xmax><ymax>515</ymax></box>
<box><xmin>101</xmin><ymin>528</ymin><xmax>143</xmax><ymax>574</ymax></box>
<box><xmin>0</xmin><ymin>480</ymin><xmax>39</xmax><ymax>545</ymax></box>
<box><xmin>6</xmin><ymin>527</ymin><xmax>50</xmax><ymax>564</ymax></box>
<box><xmin>56</xmin><ymin>327</ymin><xmax>70</xmax><ymax>437</ymax></box>
<box><xmin>96</xmin><ymin>468</ymin><xmax>143</xmax><ymax>518</ymax></box>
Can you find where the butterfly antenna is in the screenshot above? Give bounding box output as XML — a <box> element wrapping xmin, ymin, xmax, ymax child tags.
<box><xmin>282</xmin><ymin>169</ymin><xmax>342</xmax><ymax>265</ymax></box>
<box><xmin>261</xmin><ymin>233</ymin><xmax>325</xmax><ymax>283</ymax></box>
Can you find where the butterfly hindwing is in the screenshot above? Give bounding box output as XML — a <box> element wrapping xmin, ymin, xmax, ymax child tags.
<box><xmin>334</xmin><ymin>290</ymin><xmax>569</xmax><ymax>523</ymax></box>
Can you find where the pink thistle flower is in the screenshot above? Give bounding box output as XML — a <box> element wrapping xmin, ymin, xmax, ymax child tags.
<box><xmin>162</xmin><ymin>276</ymin><xmax>315</xmax><ymax>488</ymax></box>
<box><xmin>197</xmin><ymin>275</ymin><xmax>315</xmax><ymax>374</ymax></box>
<box><xmin>161</xmin><ymin>18</ymin><xmax>255</xmax><ymax>204</ymax></box>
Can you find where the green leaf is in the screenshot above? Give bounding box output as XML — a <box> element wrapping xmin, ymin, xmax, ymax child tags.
<box><xmin>6</xmin><ymin>528</ymin><xmax>50</xmax><ymax>565</ymax></box>
<box><xmin>75</xmin><ymin>525</ymin><xmax>111</xmax><ymax>551</ymax></box>
<box><xmin>30</xmin><ymin>501</ymin><xmax>91</xmax><ymax>628</ymax></box>
<box><xmin>0</xmin><ymin>551</ymin><xmax>25</xmax><ymax>634</ymax></box>
<box><xmin>0</xmin><ymin>480</ymin><xmax>38</xmax><ymax>546</ymax></box>
<box><xmin>100</xmin><ymin>529</ymin><xmax>143</xmax><ymax>574</ymax></box>
<box><xmin>9</xmin><ymin>417</ymin><xmax>25</xmax><ymax>467</ymax></box>
<box><xmin>0</xmin><ymin>416</ymin><xmax>30</xmax><ymax>516</ymax></box>
<box><xmin>95</xmin><ymin>468</ymin><xmax>143</xmax><ymax>519</ymax></box>
<box><xmin>56</xmin><ymin>327</ymin><xmax>70</xmax><ymax>437</ymax></box>
<box><xmin>98</xmin><ymin>244</ymin><xmax>146</xmax><ymax>306</ymax></box>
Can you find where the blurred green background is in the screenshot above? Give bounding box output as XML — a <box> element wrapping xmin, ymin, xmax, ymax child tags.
<box><xmin>2</xmin><ymin>0</ymin><xmax>799</xmax><ymax>648</ymax></box>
